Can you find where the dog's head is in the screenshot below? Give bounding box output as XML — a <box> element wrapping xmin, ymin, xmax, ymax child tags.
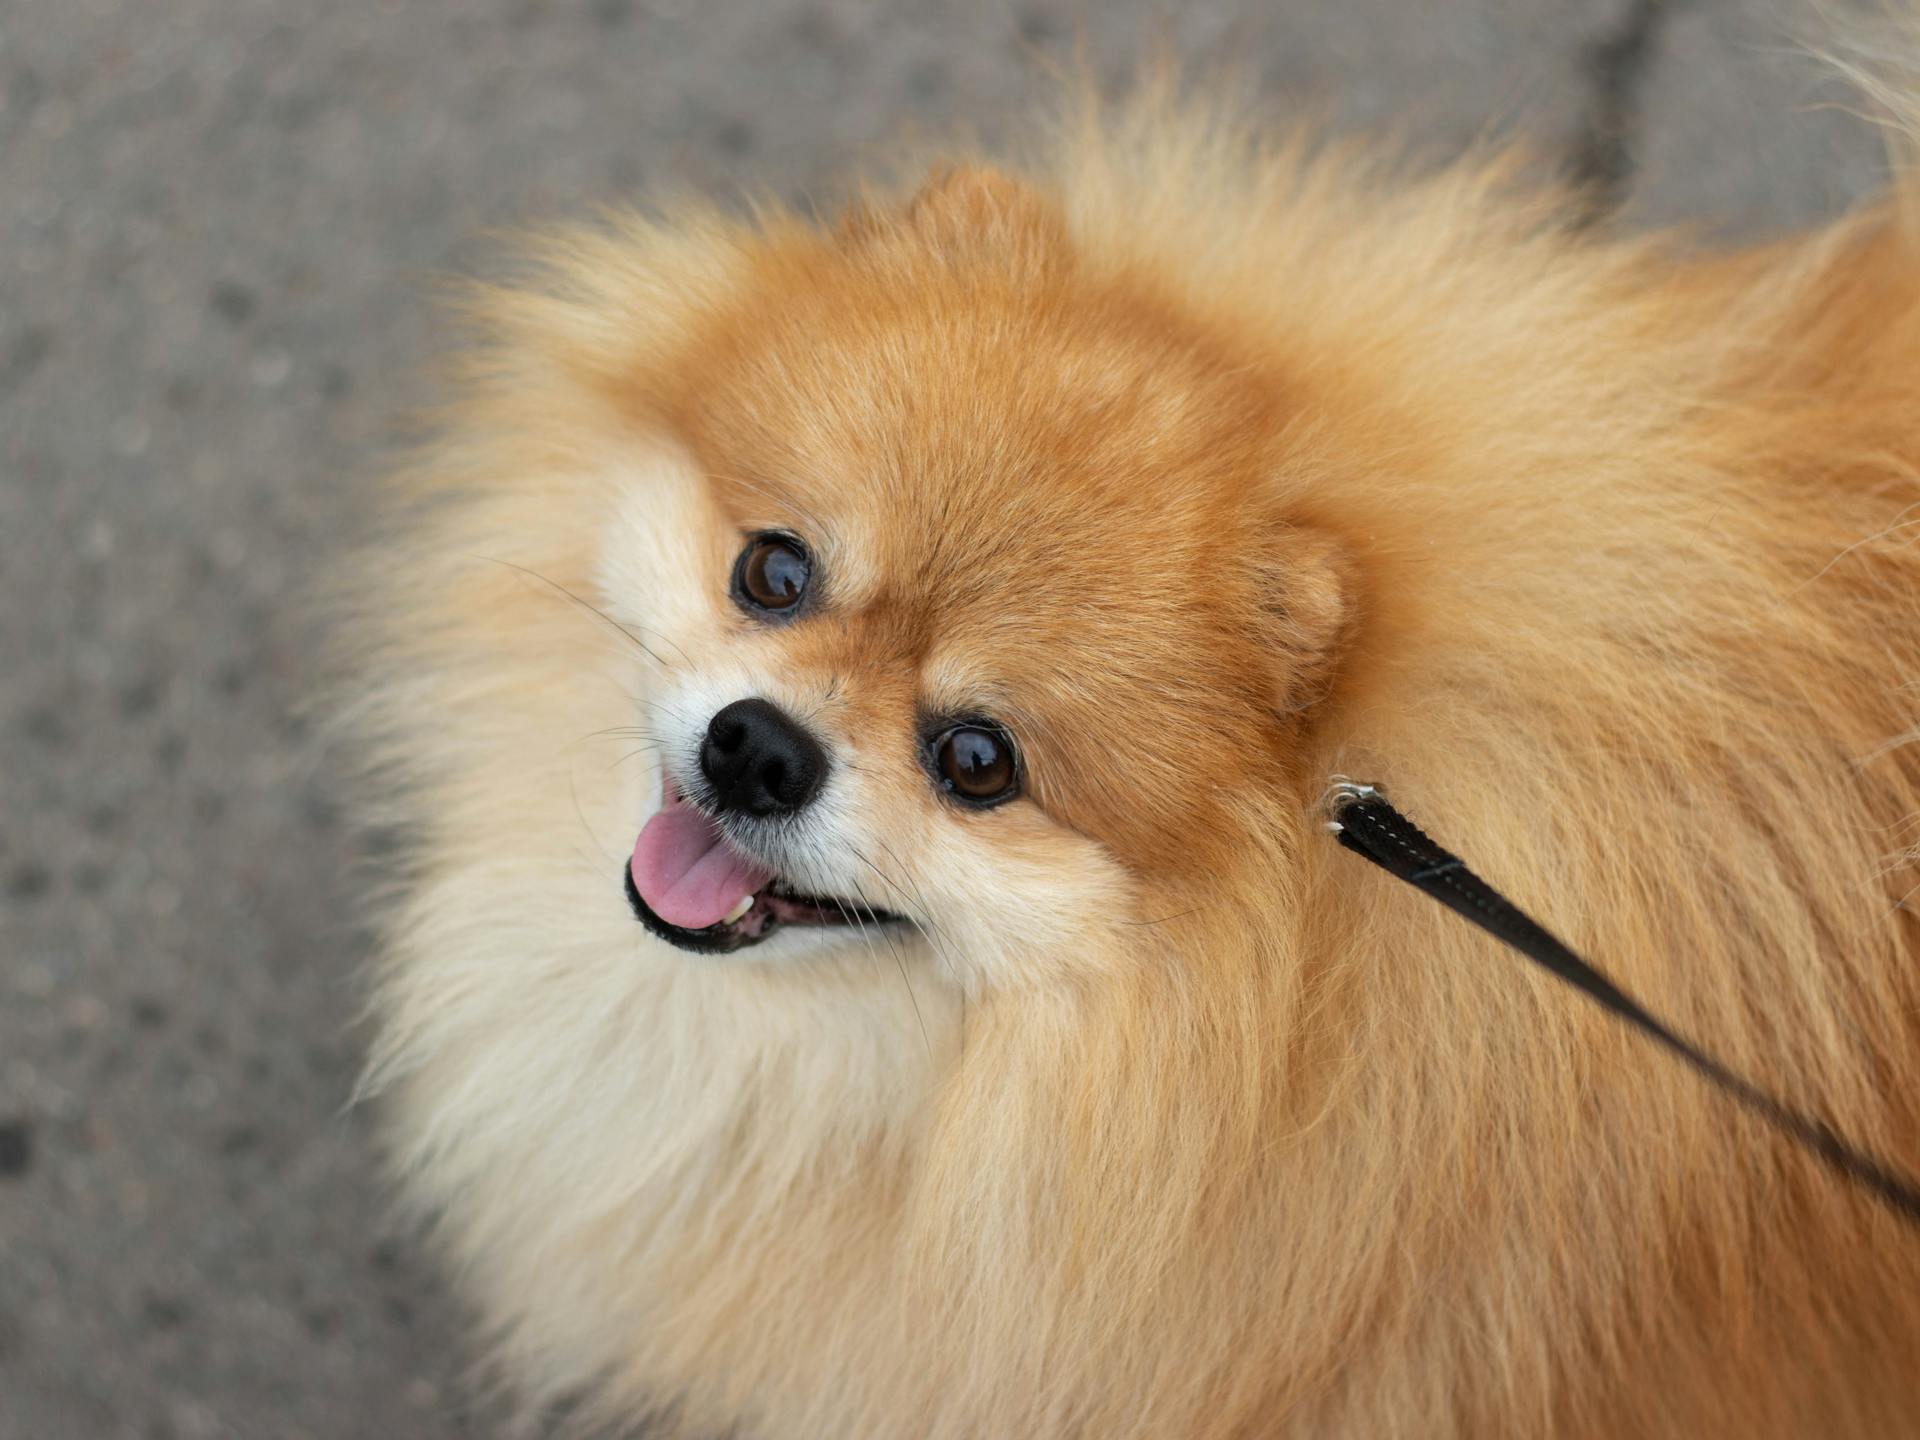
<box><xmin>599</xmin><ymin>169</ymin><xmax>1354</xmax><ymax>986</ymax></box>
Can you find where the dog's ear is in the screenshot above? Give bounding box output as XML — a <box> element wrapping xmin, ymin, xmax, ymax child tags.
<box><xmin>1254</xmin><ymin>524</ymin><xmax>1357</xmax><ymax>716</ymax></box>
<box><xmin>841</xmin><ymin>165</ymin><xmax>1065</xmax><ymax>269</ymax></box>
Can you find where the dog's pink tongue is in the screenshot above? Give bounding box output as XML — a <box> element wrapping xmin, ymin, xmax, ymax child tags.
<box><xmin>630</xmin><ymin>797</ymin><xmax>773</xmax><ymax>930</ymax></box>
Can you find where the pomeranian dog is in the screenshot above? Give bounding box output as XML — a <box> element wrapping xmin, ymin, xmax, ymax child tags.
<box><xmin>338</xmin><ymin>64</ymin><xmax>1920</xmax><ymax>1440</ymax></box>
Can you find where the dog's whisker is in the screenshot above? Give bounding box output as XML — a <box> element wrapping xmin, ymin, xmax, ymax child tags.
<box><xmin>869</xmin><ymin>899</ymin><xmax>934</xmax><ymax>1064</ymax></box>
<box><xmin>852</xmin><ymin>847</ymin><xmax>962</xmax><ymax>984</ymax></box>
<box><xmin>575</xmin><ymin>725</ymin><xmax>667</xmax><ymax>744</ymax></box>
<box><xmin>616</xmin><ymin>618</ymin><xmax>694</xmax><ymax>668</ymax></box>
<box><xmin>567</xmin><ymin>767</ymin><xmax>616</xmax><ymax>865</ymax></box>
<box><xmin>838</xmin><ymin>893</ymin><xmax>931</xmax><ymax>1061</ymax></box>
<box><xmin>480</xmin><ymin>556</ymin><xmax>676</xmax><ymax>669</ymax></box>
<box><xmin>622</xmin><ymin>690</ymin><xmax>699</xmax><ymax>730</ymax></box>
<box><xmin>869</xmin><ymin>838</ymin><xmax>956</xmax><ymax>943</ymax></box>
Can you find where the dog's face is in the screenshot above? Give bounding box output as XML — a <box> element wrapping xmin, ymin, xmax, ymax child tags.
<box><xmin>600</xmin><ymin>171</ymin><xmax>1352</xmax><ymax>987</ymax></box>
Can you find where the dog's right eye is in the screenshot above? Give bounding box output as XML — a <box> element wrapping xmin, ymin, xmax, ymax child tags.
<box><xmin>733</xmin><ymin>535</ymin><xmax>811</xmax><ymax>615</ymax></box>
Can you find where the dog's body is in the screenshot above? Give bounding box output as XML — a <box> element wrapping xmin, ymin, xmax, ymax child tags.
<box><xmin>342</xmin><ymin>89</ymin><xmax>1920</xmax><ymax>1438</ymax></box>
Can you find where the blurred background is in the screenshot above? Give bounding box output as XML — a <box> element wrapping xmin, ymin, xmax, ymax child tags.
<box><xmin>0</xmin><ymin>1</ymin><xmax>1892</xmax><ymax>1435</ymax></box>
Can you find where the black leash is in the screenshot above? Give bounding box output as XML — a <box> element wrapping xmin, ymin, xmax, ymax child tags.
<box><xmin>1323</xmin><ymin>779</ymin><xmax>1920</xmax><ymax>1226</ymax></box>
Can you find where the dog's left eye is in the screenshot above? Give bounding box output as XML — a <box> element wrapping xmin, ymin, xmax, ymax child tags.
<box><xmin>933</xmin><ymin>724</ymin><xmax>1020</xmax><ymax>805</ymax></box>
<box><xmin>734</xmin><ymin>534</ymin><xmax>810</xmax><ymax>614</ymax></box>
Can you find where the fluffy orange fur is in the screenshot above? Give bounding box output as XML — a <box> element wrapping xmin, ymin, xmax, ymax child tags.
<box><xmin>339</xmin><ymin>79</ymin><xmax>1920</xmax><ymax>1438</ymax></box>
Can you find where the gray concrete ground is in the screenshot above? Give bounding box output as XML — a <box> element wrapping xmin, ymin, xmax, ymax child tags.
<box><xmin>0</xmin><ymin>1</ymin><xmax>1894</xmax><ymax>1436</ymax></box>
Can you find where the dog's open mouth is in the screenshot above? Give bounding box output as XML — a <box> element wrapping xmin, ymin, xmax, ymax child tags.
<box><xmin>624</xmin><ymin>784</ymin><xmax>902</xmax><ymax>953</ymax></box>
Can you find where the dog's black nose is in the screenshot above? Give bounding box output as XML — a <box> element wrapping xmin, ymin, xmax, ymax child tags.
<box><xmin>700</xmin><ymin>698</ymin><xmax>828</xmax><ymax>818</ymax></box>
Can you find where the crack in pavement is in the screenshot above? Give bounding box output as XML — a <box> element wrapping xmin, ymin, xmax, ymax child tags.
<box><xmin>1567</xmin><ymin>0</ymin><xmax>1680</xmax><ymax>222</ymax></box>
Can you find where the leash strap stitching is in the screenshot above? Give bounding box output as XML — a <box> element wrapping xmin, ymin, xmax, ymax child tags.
<box><xmin>1325</xmin><ymin>782</ymin><xmax>1920</xmax><ymax>1225</ymax></box>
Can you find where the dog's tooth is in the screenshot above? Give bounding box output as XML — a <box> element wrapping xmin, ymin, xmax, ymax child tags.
<box><xmin>722</xmin><ymin>894</ymin><xmax>754</xmax><ymax>924</ymax></box>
